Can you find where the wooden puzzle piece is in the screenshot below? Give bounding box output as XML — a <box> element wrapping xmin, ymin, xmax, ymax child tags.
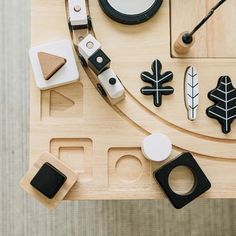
<box><xmin>184</xmin><ymin>66</ymin><xmax>199</xmax><ymax>121</ymax></box>
<box><xmin>30</xmin><ymin>162</ymin><xmax>67</xmax><ymax>199</ymax></box>
<box><xmin>153</xmin><ymin>152</ymin><xmax>211</xmax><ymax>209</ymax></box>
<box><xmin>20</xmin><ymin>152</ymin><xmax>78</xmax><ymax>209</ymax></box>
<box><xmin>206</xmin><ymin>76</ymin><xmax>236</xmax><ymax>134</ymax></box>
<box><xmin>29</xmin><ymin>40</ymin><xmax>79</xmax><ymax>90</ymax></box>
<box><xmin>140</xmin><ymin>59</ymin><xmax>174</xmax><ymax>107</ymax></box>
<box><xmin>38</xmin><ymin>52</ymin><xmax>67</xmax><ymax>80</ymax></box>
<box><xmin>141</xmin><ymin>133</ymin><xmax>172</xmax><ymax>162</ymax></box>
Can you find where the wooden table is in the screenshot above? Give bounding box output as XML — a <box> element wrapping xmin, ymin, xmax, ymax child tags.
<box><xmin>30</xmin><ymin>0</ymin><xmax>236</xmax><ymax>200</ymax></box>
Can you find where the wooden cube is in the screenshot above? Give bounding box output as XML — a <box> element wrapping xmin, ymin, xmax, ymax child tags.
<box><xmin>68</xmin><ymin>0</ymin><xmax>88</xmax><ymax>29</ymax></box>
<box><xmin>30</xmin><ymin>162</ymin><xmax>67</xmax><ymax>199</ymax></box>
<box><xmin>78</xmin><ymin>34</ymin><xmax>101</xmax><ymax>62</ymax></box>
<box><xmin>98</xmin><ymin>68</ymin><xmax>125</xmax><ymax>100</ymax></box>
<box><xmin>20</xmin><ymin>152</ymin><xmax>78</xmax><ymax>209</ymax></box>
<box><xmin>88</xmin><ymin>49</ymin><xmax>111</xmax><ymax>75</ymax></box>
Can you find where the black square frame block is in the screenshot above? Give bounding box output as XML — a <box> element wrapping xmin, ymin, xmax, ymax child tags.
<box><xmin>153</xmin><ymin>152</ymin><xmax>211</xmax><ymax>209</ymax></box>
<box><xmin>88</xmin><ymin>49</ymin><xmax>111</xmax><ymax>75</ymax></box>
<box><xmin>30</xmin><ymin>162</ymin><xmax>67</xmax><ymax>199</ymax></box>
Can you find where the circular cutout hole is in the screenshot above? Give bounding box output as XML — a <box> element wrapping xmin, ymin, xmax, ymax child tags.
<box><xmin>116</xmin><ymin>155</ymin><xmax>143</xmax><ymax>182</ymax></box>
<box><xmin>96</xmin><ymin>56</ymin><xmax>103</xmax><ymax>63</ymax></box>
<box><xmin>168</xmin><ymin>166</ymin><xmax>195</xmax><ymax>195</ymax></box>
<box><xmin>86</xmin><ymin>41</ymin><xmax>94</xmax><ymax>49</ymax></box>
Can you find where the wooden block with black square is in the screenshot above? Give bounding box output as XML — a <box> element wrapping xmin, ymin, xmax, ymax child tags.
<box><xmin>30</xmin><ymin>162</ymin><xmax>67</xmax><ymax>199</ymax></box>
<box><xmin>153</xmin><ymin>152</ymin><xmax>211</xmax><ymax>209</ymax></box>
<box><xmin>20</xmin><ymin>152</ymin><xmax>78</xmax><ymax>209</ymax></box>
<box><xmin>88</xmin><ymin>49</ymin><xmax>111</xmax><ymax>75</ymax></box>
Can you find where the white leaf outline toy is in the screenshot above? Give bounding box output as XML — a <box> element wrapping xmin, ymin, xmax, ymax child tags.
<box><xmin>184</xmin><ymin>66</ymin><xmax>199</xmax><ymax>121</ymax></box>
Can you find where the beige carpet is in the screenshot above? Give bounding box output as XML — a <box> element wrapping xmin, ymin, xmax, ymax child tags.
<box><xmin>0</xmin><ymin>0</ymin><xmax>235</xmax><ymax>235</ymax></box>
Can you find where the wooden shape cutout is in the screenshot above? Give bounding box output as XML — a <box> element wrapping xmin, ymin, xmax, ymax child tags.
<box><xmin>50</xmin><ymin>90</ymin><xmax>75</xmax><ymax>113</ymax></box>
<box><xmin>30</xmin><ymin>162</ymin><xmax>67</xmax><ymax>199</ymax></box>
<box><xmin>38</xmin><ymin>52</ymin><xmax>67</xmax><ymax>80</ymax></box>
<box><xmin>20</xmin><ymin>152</ymin><xmax>78</xmax><ymax>209</ymax></box>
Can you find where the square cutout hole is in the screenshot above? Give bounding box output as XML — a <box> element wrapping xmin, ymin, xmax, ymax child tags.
<box><xmin>50</xmin><ymin>138</ymin><xmax>93</xmax><ymax>181</ymax></box>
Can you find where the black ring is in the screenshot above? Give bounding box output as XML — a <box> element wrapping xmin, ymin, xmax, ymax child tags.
<box><xmin>98</xmin><ymin>0</ymin><xmax>163</xmax><ymax>25</ymax></box>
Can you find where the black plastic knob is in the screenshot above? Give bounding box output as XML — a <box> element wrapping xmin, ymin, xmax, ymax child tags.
<box><xmin>109</xmin><ymin>78</ymin><xmax>116</xmax><ymax>85</ymax></box>
<box><xmin>182</xmin><ymin>33</ymin><xmax>193</xmax><ymax>44</ymax></box>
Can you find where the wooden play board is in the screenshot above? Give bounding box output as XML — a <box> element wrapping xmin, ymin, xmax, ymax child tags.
<box><xmin>30</xmin><ymin>0</ymin><xmax>236</xmax><ymax>200</ymax></box>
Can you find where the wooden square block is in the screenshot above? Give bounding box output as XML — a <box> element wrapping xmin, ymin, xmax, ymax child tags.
<box><xmin>20</xmin><ymin>152</ymin><xmax>78</xmax><ymax>209</ymax></box>
<box><xmin>88</xmin><ymin>49</ymin><xmax>111</xmax><ymax>75</ymax></box>
<box><xmin>78</xmin><ymin>34</ymin><xmax>101</xmax><ymax>62</ymax></box>
<box><xmin>30</xmin><ymin>162</ymin><xmax>67</xmax><ymax>199</ymax></box>
<box><xmin>29</xmin><ymin>40</ymin><xmax>79</xmax><ymax>90</ymax></box>
<box><xmin>153</xmin><ymin>152</ymin><xmax>211</xmax><ymax>209</ymax></box>
<box><xmin>68</xmin><ymin>0</ymin><xmax>88</xmax><ymax>29</ymax></box>
<box><xmin>97</xmin><ymin>68</ymin><xmax>125</xmax><ymax>100</ymax></box>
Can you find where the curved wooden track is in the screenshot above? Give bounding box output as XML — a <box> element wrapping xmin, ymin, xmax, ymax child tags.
<box><xmin>30</xmin><ymin>0</ymin><xmax>236</xmax><ymax>200</ymax></box>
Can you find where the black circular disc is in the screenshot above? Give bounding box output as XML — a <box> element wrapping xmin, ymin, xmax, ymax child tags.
<box><xmin>98</xmin><ymin>0</ymin><xmax>163</xmax><ymax>25</ymax></box>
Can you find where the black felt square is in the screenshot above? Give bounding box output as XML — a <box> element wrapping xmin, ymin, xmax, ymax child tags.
<box><xmin>153</xmin><ymin>152</ymin><xmax>211</xmax><ymax>209</ymax></box>
<box><xmin>30</xmin><ymin>162</ymin><xmax>67</xmax><ymax>199</ymax></box>
<box><xmin>88</xmin><ymin>49</ymin><xmax>111</xmax><ymax>75</ymax></box>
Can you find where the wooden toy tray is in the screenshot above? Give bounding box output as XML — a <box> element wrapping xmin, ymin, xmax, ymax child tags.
<box><xmin>30</xmin><ymin>0</ymin><xmax>236</xmax><ymax>200</ymax></box>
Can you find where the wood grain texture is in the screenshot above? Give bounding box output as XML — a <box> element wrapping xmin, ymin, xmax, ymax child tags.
<box><xmin>28</xmin><ymin>0</ymin><xmax>236</xmax><ymax>200</ymax></box>
<box><xmin>171</xmin><ymin>0</ymin><xmax>236</xmax><ymax>58</ymax></box>
<box><xmin>1</xmin><ymin>0</ymin><xmax>236</xmax><ymax>235</ymax></box>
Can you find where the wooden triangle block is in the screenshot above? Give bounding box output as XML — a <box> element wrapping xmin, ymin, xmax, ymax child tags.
<box><xmin>38</xmin><ymin>52</ymin><xmax>67</xmax><ymax>80</ymax></box>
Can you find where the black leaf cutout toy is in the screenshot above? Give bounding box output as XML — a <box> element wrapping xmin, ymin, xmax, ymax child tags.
<box><xmin>140</xmin><ymin>59</ymin><xmax>174</xmax><ymax>107</ymax></box>
<box><xmin>206</xmin><ymin>76</ymin><xmax>236</xmax><ymax>134</ymax></box>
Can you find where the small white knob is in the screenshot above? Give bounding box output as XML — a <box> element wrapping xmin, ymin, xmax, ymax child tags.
<box><xmin>74</xmin><ymin>5</ymin><xmax>81</xmax><ymax>12</ymax></box>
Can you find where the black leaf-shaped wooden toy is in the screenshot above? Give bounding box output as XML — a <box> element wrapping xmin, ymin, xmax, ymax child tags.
<box><xmin>140</xmin><ymin>59</ymin><xmax>174</xmax><ymax>107</ymax></box>
<box><xmin>206</xmin><ymin>76</ymin><xmax>236</xmax><ymax>134</ymax></box>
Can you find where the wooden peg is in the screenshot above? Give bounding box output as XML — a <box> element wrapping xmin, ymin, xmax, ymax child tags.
<box><xmin>174</xmin><ymin>32</ymin><xmax>195</xmax><ymax>54</ymax></box>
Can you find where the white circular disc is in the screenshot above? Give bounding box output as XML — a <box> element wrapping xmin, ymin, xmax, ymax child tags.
<box><xmin>107</xmin><ymin>0</ymin><xmax>156</xmax><ymax>15</ymax></box>
<box><xmin>141</xmin><ymin>133</ymin><xmax>172</xmax><ymax>162</ymax></box>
